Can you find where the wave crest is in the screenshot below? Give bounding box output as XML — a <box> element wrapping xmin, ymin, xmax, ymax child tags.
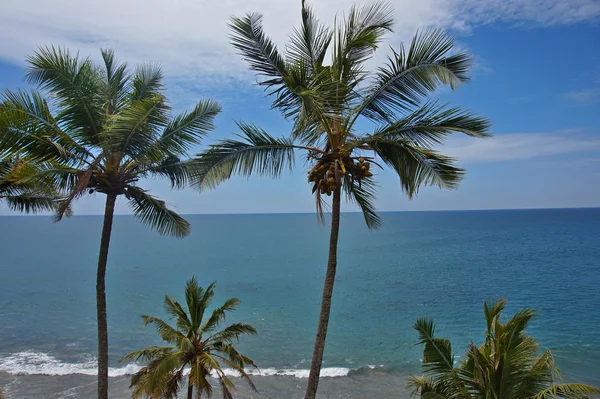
<box><xmin>0</xmin><ymin>351</ymin><xmax>381</xmax><ymax>379</ymax></box>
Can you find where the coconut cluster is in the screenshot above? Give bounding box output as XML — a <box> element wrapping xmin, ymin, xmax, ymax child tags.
<box><xmin>308</xmin><ymin>157</ymin><xmax>373</xmax><ymax>195</ymax></box>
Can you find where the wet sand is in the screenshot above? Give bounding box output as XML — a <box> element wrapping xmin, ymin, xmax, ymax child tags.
<box><xmin>0</xmin><ymin>371</ymin><xmax>412</xmax><ymax>398</ymax></box>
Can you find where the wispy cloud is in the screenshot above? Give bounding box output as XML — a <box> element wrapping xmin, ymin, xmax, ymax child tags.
<box><xmin>563</xmin><ymin>88</ymin><xmax>600</xmax><ymax>104</ymax></box>
<box><xmin>0</xmin><ymin>0</ymin><xmax>598</xmax><ymax>82</ymax></box>
<box><xmin>443</xmin><ymin>130</ymin><xmax>600</xmax><ymax>164</ymax></box>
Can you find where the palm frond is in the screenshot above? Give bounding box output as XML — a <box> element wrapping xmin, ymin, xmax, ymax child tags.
<box><xmin>484</xmin><ymin>298</ymin><xmax>507</xmax><ymax>335</ymax></box>
<box><xmin>229</xmin><ymin>13</ymin><xmax>287</xmax><ymax>80</ymax></box>
<box><xmin>369</xmin><ymin>102</ymin><xmax>491</xmax><ymax>148</ymax></box>
<box><xmin>162</xmin><ymin>295</ymin><xmax>192</xmax><ymax>332</ymax></box>
<box><xmin>54</xmin><ymin>153</ymin><xmax>104</xmax><ymax>221</ymax></box>
<box><xmin>141</xmin><ymin>155</ymin><xmax>192</xmax><ymax>189</ymax></box>
<box><xmin>140</xmin><ymin>315</ymin><xmax>184</xmax><ymax>343</ymax></box>
<box><xmin>209</xmin><ymin>323</ymin><xmax>258</xmax><ymax>344</ymax></box>
<box><xmin>2</xmin><ymin>193</ymin><xmax>57</xmax><ymax>213</ymax></box>
<box><xmin>342</xmin><ymin>174</ymin><xmax>382</xmax><ymax>229</ymax></box>
<box><xmin>25</xmin><ymin>46</ymin><xmax>103</xmax><ymax>144</ymax></box>
<box><xmin>212</xmin><ymin>353</ymin><xmax>258</xmax><ymax>391</ymax></box>
<box><xmin>106</xmin><ymin>95</ymin><xmax>169</xmax><ymax>156</ymax></box>
<box><xmin>184</xmin><ymin>277</ymin><xmax>212</xmax><ymax>331</ymax></box>
<box><xmin>0</xmin><ymin>89</ymin><xmax>90</xmax><ymax>162</ymax></box>
<box><xmin>126</xmin><ymin>186</ymin><xmax>190</xmax><ymax>237</ymax></box>
<box><xmin>287</xmin><ymin>1</ymin><xmax>332</xmax><ymax>70</ymax></box>
<box><xmin>414</xmin><ymin>318</ymin><xmax>454</xmax><ymax>373</ymax></box>
<box><xmin>153</xmin><ymin>98</ymin><xmax>221</xmax><ymax>156</ymax></box>
<box><xmin>202</xmin><ymin>298</ymin><xmax>241</xmax><ymax>334</ymax></box>
<box><xmin>533</xmin><ymin>384</ymin><xmax>600</xmax><ymax>399</ymax></box>
<box><xmin>130</xmin><ymin>63</ymin><xmax>164</xmax><ymax>101</ymax></box>
<box><xmin>362</xmin><ymin>137</ymin><xmax>464</xmax><ymax>198</ymax></box>
<box><xmin>340</xmin><ymin>1</ymin><xmax>394</xmax><ymax>66</ymax></box>
<box><xmin>120</xmin><ymin>346</ymin><xmax>173</xmax><ymax>363</ymax></box>
<box><xmin>191</xmin><ymin>122</ymin><xmax>297</xmax><ymax>191</ymax></box>
<box><xmin>355</xmin><ymin>29</ymin><xmax>472</xmax><ymax>125</ymax></box>
<box><xmin>100</xmin><ymin>48</ymin><xmax>130</xmax><ymax>114</ymax></box>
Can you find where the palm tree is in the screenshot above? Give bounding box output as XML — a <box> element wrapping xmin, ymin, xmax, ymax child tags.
<box><xmin>190</xmin><ymin>2</ymin><xmax>490</xmax><ymax>397</ymax></box>
<box><xmin>121</xmin><ymin>277</ymin><xmax>257</xmax><ymax>399</ymax></box>
<box><xmin>0</xmin><ymin>47</ymin><xmax>221</xmax><ymax>399</ymax></box>
<box><xmin>409</xmin><ymin>299</ymin><xmax>600</xmax><ymax>399</ymax></box>
<box><xmin>0</xmin><ymin>157</ymin><xmax>59</xmax><ymax>213</ymax></box>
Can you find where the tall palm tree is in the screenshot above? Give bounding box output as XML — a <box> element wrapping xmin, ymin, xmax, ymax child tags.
<box><xmin>191</xmin><ymin>2</ymin><xmax>490</xmax><ymax>397</ymax></box>
<box><xmin>121</xmin><ymin>277</ymin><xmax>257</xmax><ymax>399</ymax></box>
<box><xmin>0</xmin><ymin>157</ymin><xmax>59</xmax><ymax>213</ymax></box>
<box><xmin>0</xmin><ymin>47</ymin><xmax>221</xmax><ymax>399</ymax></box>
<box><xmin>409</xmin><ymin>299</ymin><xmax>600</xmax><ymax>399</ymax></box>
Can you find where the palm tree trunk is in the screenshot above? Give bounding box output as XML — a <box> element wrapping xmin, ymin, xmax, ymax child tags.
<box><xmin>304</xmin><ymin>187</ymin><xmax>342</xmax><ymax>399</ymax></box>
<box><xmin>187</xmin><ymin>380</ymin><xmax>193</xmax><ymax>399</ymax></box>
<box><xmin>97</xmin><ymin>193</ymin><xmax>116</xmax><ymax>399</ymax></box>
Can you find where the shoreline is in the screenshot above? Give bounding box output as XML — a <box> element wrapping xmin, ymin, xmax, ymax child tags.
<box><xmin>0</xmin><ymin>370</ymin><xmax>413</xmax><ymax>399</ymax></box>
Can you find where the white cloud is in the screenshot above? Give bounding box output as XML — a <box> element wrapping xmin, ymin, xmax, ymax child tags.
<box><xmin>563</xmin><ymin>88</ymin><xmax>600</xmax><ymax>104</ymax></box>
<box><xmin>443</xmin><ymin>130</ymin><xmax>600</xmax><ymax>164</ymax></box>
<box><xmin>0</xmin><ymin>0</ymin><xmax>599</xmax><ymax>82</ymax></box>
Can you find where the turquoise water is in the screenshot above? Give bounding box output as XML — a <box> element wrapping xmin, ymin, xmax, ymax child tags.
<box><xmin>0</xmin><ymin>209</ymin><xmax>599</xmax><ymax>397</ymax></box>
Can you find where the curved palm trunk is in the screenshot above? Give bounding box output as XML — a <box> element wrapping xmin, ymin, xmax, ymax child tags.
<box><xmin>187</xmin><ymin>380</ymin><xmax>193</xmax><ymax>399</ymax></box>
<box><xmin>305</xmin><ymin>187</ymin><xmax>342</xmax><ymax>399</ymax></box>
<box><xmin>97</xmin><ymin>194</ymin><xmax>116</xmax><ymax>399</ymax></box>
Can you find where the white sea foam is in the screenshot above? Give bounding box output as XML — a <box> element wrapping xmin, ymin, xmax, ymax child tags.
<box><xmin>0</xmin><ymin>351</ymin><xmax>140</xmax><ymax>377</ymax></box>
<box><xmin>0</xmin><ymin>351</ymin><xmax>370</xmax><ymax>378</ymax></box>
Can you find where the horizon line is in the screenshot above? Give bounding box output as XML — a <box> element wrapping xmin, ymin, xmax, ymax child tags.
<box><xmin>1</xmin><ymin>206</ymin><xmax>598</xmax><ymax>217</ymax></box>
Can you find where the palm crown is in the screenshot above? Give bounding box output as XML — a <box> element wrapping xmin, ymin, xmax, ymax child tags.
<box><xmin>193</xmin><ymin>0</ymin><xmax>490</xmax><ymax>228</ymax></box>
<box><xmin>122</xmin><ymin>277</ymin><xmax>258</xmax><ymax>399</ymax></box>
<box><xmin>409</xmin><ymin>299</ymin><xmax>600</xmax><ymax>399</ymax></box>
<box><xmin>0</xmin><ymin>47</ymin><xmax>221</xmax><ymax>234</ymax></box>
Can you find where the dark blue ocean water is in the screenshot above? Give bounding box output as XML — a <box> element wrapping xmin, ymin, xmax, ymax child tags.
<box><xmin>0</xmin><ymin>209</ymin><xmax>599</xmax><ymax>387</ymax></box>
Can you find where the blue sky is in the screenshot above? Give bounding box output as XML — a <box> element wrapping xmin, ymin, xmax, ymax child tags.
<box><xmin>1</xmin><ymin>0</ymin><xmax>599</xmax><ymax>215</ymax></box>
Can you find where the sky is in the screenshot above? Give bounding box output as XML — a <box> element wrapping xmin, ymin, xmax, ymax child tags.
<box><xmin>1</xmin><ymin>0</ymin><xmax>599</xmax><ymax>215</ymax></box>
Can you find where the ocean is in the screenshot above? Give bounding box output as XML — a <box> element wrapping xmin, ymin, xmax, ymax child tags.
<box><xmin>0</xmin><ymin>209</ymin><xmax>599</xmax><ymax>398</ymax></box>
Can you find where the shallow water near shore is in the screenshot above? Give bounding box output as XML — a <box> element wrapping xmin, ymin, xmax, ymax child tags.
<box><xmin>1</xmin><ymin>209</ymin><xmax>599</xmax><ymax>397</ymax></box>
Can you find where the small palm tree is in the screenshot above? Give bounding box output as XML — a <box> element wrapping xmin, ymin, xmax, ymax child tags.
<box><xmin>409</xmin><ymin>299</ymin><xmax>600</xmax><ymax>399</ymax></box>
<box><xmin>121</xmin><ymin>277</ymin><xmax>257</xmax><ymax>399</ymax></box>
<box><xmin>0</xmin><ymin>157</ymin><xmax>59</xmax><ymax>213</ymax></box>
<box><xmin>191</xmin><ymin>2</ymin><xmax>490</xmax><ymax>397</ymax></box>
<box><xmin>0</xmin><ymin>47</ymin><xmax>221</xmax><ymax>399</ymax></box>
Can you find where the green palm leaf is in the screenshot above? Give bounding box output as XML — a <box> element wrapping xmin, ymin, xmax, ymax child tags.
<box><xmin>107</xmin><ymin>95</ymin><xmax>169</xmax><ymax>156</ymax></box>
<box><xmin>533</xmin><ymin>384</ymin><xmax>600</xmax><ymax>399</ymax></box>
<box><xmin>2</xmin><ymin>193</ymin><xmax>57</xmax><ymax>213</ymax></box>
<box><xmin>229</xmin><ymin>13</ymin><xmax>287</xmax><ymax>80</ymax></box>
<box><xmin>127</xmin><ymin>186</ymin><xmax>190</xmax><ymax>237</ymax></box>
<box><xmin>339</xmin><ymin>1</ymin><xmax>394</xmax><ymax>66</ymax></box>
<box><xmin>370</xmin><ymin>102</ymin><xmax>491</xmax><ymax>147</ymax></box>
<box><xmin>342</xmin><ymin>175</ymin><xmax>382</xmax><ymax>229</ymax></box>
<box><xmin>25</xmin><ymin>46</ymin><xmax>103</xmax><ymax>143</ymax></box>
<box><xmin>356</xmin><ymin>29</ymin><xmax>472</xmax><ymax>124</ymax></box>
<box><xmin>0</xmin><ymin>89</ymin><xmax>90</xmax><ymax>162</ymax></box>
<box><xmin>288</xmin><ymin>1</ymin><xmax>332</xmax><ymax>70</ymax></box>
<box><xmin>130</xmin><ymin>63</ymin><xmax>164</xmax><ymax>101</ymax></box>
<box><xmin>192</xmin><ymin>122</ymin><xmax>297</xmax><ymax>190</ymax></box>
<box><xmin>99</xmin><ymin>48</ymin><xmax>130</xmax><ymax>114</ymax></box>
<box><xmin>414</xmin><ymin>318</ymin><xmax>454</xmax><ymax>373</ymax></box>
<box><xmin>364</xmin><ymin>137</ymin><xmax>464</xmax><ymax>197</ymax></box>
<box><xmin>153</xmin><ymin>99</ymin><xmax>221</xmax><ymax>156</ymax></box>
